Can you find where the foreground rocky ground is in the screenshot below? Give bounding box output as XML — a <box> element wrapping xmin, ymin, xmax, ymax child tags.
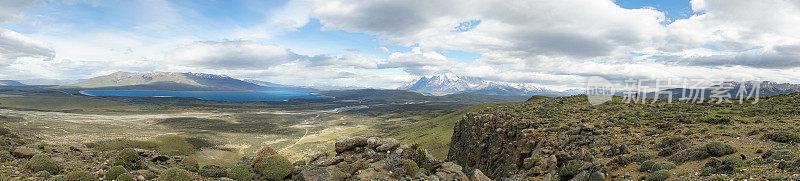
<box><xmin>448</xmin><ymin>94</ymin><xmax>800</xmax><ymax>180</ymax></box>
<box><xmin>0</xmin><ymin>126</ymin><xmax>486</xmax><ymax>181</ymax></box>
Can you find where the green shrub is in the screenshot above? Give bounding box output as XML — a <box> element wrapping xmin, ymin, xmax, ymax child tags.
<box><xmin>558</xmin><ymin>160</ymin><xmax>584</xmax><ymax>179</ymax></box>
<box><xmin>227</xmin><ymin>164</ymin><xmax>253</xmax><ymax>181</ymax></box>
<box><xmin>105</xmin><ymin>165</ymin><xmax>127</xmax><ymax>181</ymax></box>
<box><xmin>156</xmin><ymin>167</ymin><xmax>193</xmax><ymax>181</ymax></box>
<box><xmin>253</xmin><ymin>154</ymin><xmax>292</xmax><ymax>181</ymax></box>
<box><xmin>657</xmin><ymin>136</ymin><xmax>690</xmax><ymax>157</ymax></box>
<box><xmin>762</xmin><ymin>149</ymin><xmax>796</xmax><ymax>161</ymax></box>
<box><xmin>34</xmin><ymin>170</ymin><xmax>50</xmax><ymax>177</ymax></box>
<box><xmin>178</xmin><ymin>156</ymin><xmax>199</xmax><ymax>172</ymax></box>
<box><xmin>403</xmin><ymin>159</ymin><xmax>419</xmax><ymax>176</ymax></box>
<box><xmin>51</xmin><ymin>175</ymin><xmax>67</xmax><ymax>181</ymax></box>
<box><xmin>704</xmin><ymin>157</ymin><xmax>742</xmax><ymax>174</ymax></box>
<box><xmin>630</xmin><ymin>151</ymin><xmax>652</xmax><ymax>163</ymax></box>
<box><xmin>0</xmin><ymin>150</ymin><xmax>13</xmax><ymax>162</ymax></box>
<box><xmin>764</xmin><ymin>132</ymin><xmax>799</xmax><ymax>143</ymax></box>
<box><xmin>257</xmin><ymin>147</ymin><xmax>277</xmax><ymax>156</ymax></box>
<box><xmin>697</xmin><ymin>116</ymin><xmax>732</xmax><ymax>124</ymax></box>
<box><xmin>114</xmin><ymin>148</ymin><xmax>141</xmax><ymax>170</ymax></box>
<box><xmin>115</xmin><ymin>173</ymin><xmax>135</xmax><ymax>181</ymax></box>
<box><xmin>641</xmin><ymin>161</ymin><xmax>675</xmax><ymax>173</ymax></box>
<box><xmin>66</xmin><ymin>170</ymin><xmax>97</xmax><ymax>181</ymax></box>
<box><xmin>708</xmin><ymin>174</ymin><xmax>729</xmax><ymax>181</ymax></box>
<box><xmin>639</xmin><ymin>160</ymin><xmax>655</xmax><ymax>172</ymax></box>
<box><xmin>28</xmin><ymin>154</ymin><xmax>59</xmax><ymax>175</ymax></box>
<box><xmin>703</xmin><ymin>142</ymin><xmax>735</xmax><ymax>157</ymax></box>
<box><xmin>646</xmin><ymin>170</ymin><xmax>670</xmax><ymax>181</ymax></box>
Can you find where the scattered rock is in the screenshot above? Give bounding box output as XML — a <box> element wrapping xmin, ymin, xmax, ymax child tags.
<box><xmin>12</xmin><ymin>146</ymin><xmax>41</xmax><ymax>159</ymax></box>
<box><xmin>471</xmin><ymin>169</ymin><xmax>491</xmax><ymax>181</ymax></box>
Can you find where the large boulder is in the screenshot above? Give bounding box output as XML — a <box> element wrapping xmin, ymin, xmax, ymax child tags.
<box><xmin>12</xmin><ymin>146</ymin><xmax>42</xmax><ymax>159</ymax></box>
<box><xmin>334</xmin><ymin>137</ymin><xmax>368</xmax><ymax>153</ymax></box>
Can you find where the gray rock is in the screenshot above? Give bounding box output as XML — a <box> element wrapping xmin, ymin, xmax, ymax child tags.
<box><xmin>589</xmin><ymin>172</ymin><xmax>605</xmax><ymax>181</ymax></box>
<box><xmin>376</xmin><ymin>138</ymin><xmax>400</xmax><ymax>152</ymax></box>
<box><xmin>335</xmin><ymin>137</ymin><xmax>368</xmax><ymax>153</ymax></box>
<box><xmin>568</xmin><ymin>171</ymin><xmax>590</xmax><ymax>181</ymax></box>
<box><xmin>297</xmin><ymin>166</ymin><xmax>349</xmax><ymax>181</ymax></box>
<box><xmin>471</xmin><ymin>169</ymin><xmax>491</xmax><ymax>181</ymax></box>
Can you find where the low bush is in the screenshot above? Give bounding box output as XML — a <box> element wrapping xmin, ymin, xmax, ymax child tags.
<box><xmin>703</xmin><ymin>142</ymin><xmax>735</xmax><ymax>157</ymax></box>
<box><xmin>105</xmin><ymin>165</ymin><xmax>127</xmax><ymax>181</ymax></box>
<box><xmin>155</xmin><ymin>167</ymin><xmax>193</xmax><ymax>181</ymax></box>
<box><xmin>178</xmin><ymin>156</ymin><xmax>199</xmax><ymax>172</ymax></box>
<box><xmin>403</xmin><ymin>159</ymin><xmax>419</xmax><ymax>176</ymax></box>
<box><xmin>0</xmin><ymin>150</ymin><xmax>13</xmax><ymax>162</ymax></box>
<box><xmin>227</xmin><ymin>164</ymin><xmax>253</xmax><ymax>181</ymax></box>
<box><xmin>764</xmin><ymin>132</ymin><xmax>800</xmax><ymax>143</ymax></box>
<box><xmin>66</xmin><ymin>170</ymin><xmax>97</xmax><ymax>181</ymax></box>
<box><xmin>657</xmin><ymin>136</ymin><xmax>690</xmax><ymax>157</ymax></box>
<box><xmin>115</xmin><ymin>173</ymin><xmax>135</xmax><ymax>181</ymax></box>
<box><xmin>761</xmin><ymin>149</ymin><xmax>796</xmax><ymax>161</ymax></box>
<box><xmin>704</xmin><ymin>157</ymin><xmax>742</xmax><ymax>174</ymax></box>
<box><xmin>253</xmin><ymin>154</ymin><xmax>292</xmax><ymax>181</ymax></box>
<box><xmin>28</xmin><ymin>154</ymin><xmax>59</xmax><ymax>175</ymax></box>
<box><xmin>646</xmin><ymin>170</ymin><xmax>670</xmax><ymax>181</ymax></box>
<box><xmin>707</xmin><ymin>174</ymin><xmax>729</xmax><ymax>181</ymax></box>
<box><xmin>114</xmin><ymin>148</ymin><xmax>141</xmax><ymax>170</ymax></box>
<box><xmin>558</xmin><ymin>160</ymin><xmax>584</xmax><ymax>180</ymax></box>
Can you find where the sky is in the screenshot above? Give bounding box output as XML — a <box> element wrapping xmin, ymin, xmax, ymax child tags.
<box><xmin>1</xmin><ymin>0</ymin><xmax>799</xmax><ymax>90</ymax></box>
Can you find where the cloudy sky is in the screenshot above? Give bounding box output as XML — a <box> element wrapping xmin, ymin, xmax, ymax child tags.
<box><xmin>1</xmin><ymin>0</ymin><xmax>799</xmax><ymax>90</ymax></box>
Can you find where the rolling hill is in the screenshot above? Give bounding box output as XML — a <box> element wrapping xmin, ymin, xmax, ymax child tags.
<box><xmin>65</xmin><ymin>71</ymin><xmax>278</xmax><ymax>91</ymax></box>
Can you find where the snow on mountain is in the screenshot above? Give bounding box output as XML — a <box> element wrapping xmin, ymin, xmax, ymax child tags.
<box><xmin>398</xmin><ymin>74</ymin><xmax>558</xmax><ymax>96</ymax></box>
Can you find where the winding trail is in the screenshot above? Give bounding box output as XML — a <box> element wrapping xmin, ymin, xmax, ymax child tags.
<box><xmin>279</xmin><ymin>127</ymin><xmax>309</xmax><ymax>153</ymax></box>
<box><xmin>278</xmin><ymin>113</ymin><xmax>320</xmax><ymax>153</ymax></box>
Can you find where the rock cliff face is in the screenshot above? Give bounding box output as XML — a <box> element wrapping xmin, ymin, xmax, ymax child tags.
<box><xmin>448</xmin><ymin>101</ymin><xmax>611</xmax><ymax>180</ymax></box>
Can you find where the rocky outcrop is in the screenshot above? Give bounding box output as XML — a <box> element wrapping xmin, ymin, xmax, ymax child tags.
<box><xmin>448</xmin><ymin>106</ymin><xmax>612</xmax><ymax>180</ymax></box>
<box><xmin>295</xmin><ymin>136</ymin><xmax>477</xmax><ymax>181</ymax></box>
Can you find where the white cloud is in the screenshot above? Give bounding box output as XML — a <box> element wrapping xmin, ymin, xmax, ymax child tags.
<box><xmin>167</xmin><ymin>41</ymin><xmax>303</xmax><ymax>69</ymax></box>
<box><xmin>0</xmin><ymin>28</ymin><xmax>55</xmax><ymax>64</ymax></box>
<box><xmin>0</xmin><ymin>0</ymin><xmax>36</xmax><ymax>23</ymax></box>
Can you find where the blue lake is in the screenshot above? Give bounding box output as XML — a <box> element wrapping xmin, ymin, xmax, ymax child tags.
<box><xmin>80</xmin><ymin>90</ymin><xmax>330</xmax><ymax>102</ymax></box>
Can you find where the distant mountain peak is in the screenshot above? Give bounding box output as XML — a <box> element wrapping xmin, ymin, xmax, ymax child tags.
<box><xmin>398</xmin><ymin>74</ymin><xmax>559</xmax><ymax>96</ymax></box>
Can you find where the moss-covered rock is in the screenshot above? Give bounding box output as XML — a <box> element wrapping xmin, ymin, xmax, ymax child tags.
<box><xmin>403</xmin><ymin>159</ymin><xmax>419</xmax><ymax>176</ymax></box>
<box><xmin>66</xmin><ymin>170</ymin><xmax>97</xmax><ymax>181</ymax></box>
<box><xmin>104</xmin><ymin>165</ymin><xmax>127</xmax><ymax>181</ymax></box>
<box><xmin>155</xmin><ymin>167</ymin><xmax>193</xmax><ymax>181</ymax></box>
<box><xmin>253</xmin><ymin>154</ymin><xmax>292</xmax><ymax>181</ymax></box>
<box><xmin>28</xmin><ymin>154</ymin><xmax>59</xmax><ymax>175</ymax></box>
<box><xmin>114</xmin><ymin>148</ymin><xmax>141</xmax><ymax>170</ymax></box>
<box><xmin>228</xmin><ymin>164</ymin><xmax>253</xmax><ymax>181</ymax></box>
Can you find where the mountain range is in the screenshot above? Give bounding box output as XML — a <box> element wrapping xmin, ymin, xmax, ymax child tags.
<box><xmin>62</xmin><ymin>71</ymin><xmax>307</xmax><ymax>91</ymax></box>
<box><xmin>398</xmin><ymin>74</ymin><xmax>575</xmax><ymax>96</ymax></box>
<box><xmin>0</xmin><ymin>80</ymin><xmax>26</xmax><ymax>86</ymax></box>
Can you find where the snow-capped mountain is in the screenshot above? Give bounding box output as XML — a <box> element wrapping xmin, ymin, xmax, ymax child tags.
<box><xmin>398</xmin><ymin>74</ymin><xmax>558</xmax><ymax>96</ymax></box>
